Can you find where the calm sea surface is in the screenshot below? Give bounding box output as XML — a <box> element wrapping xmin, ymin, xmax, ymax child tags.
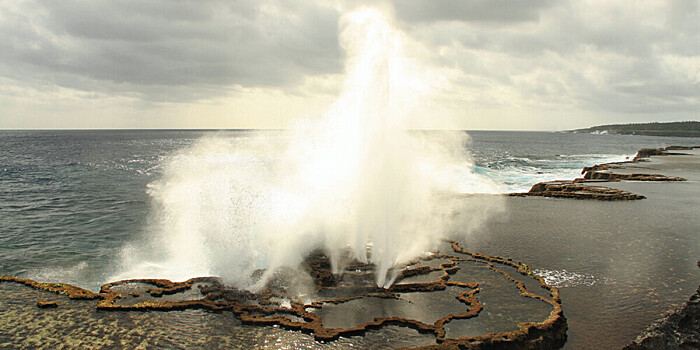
<box><xmin>1</xmin><ymin>129</ymin><xmax>698</xmax><ymax>348</ymax></box>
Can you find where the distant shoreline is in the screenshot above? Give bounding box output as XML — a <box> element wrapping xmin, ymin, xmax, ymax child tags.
<box><xmin>570</xmin><ymin>121</ymin><xmax>700</xmax><ymax>137</ymax></box>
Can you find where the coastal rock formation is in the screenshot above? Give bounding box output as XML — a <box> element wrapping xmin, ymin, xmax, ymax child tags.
<box><xmin>624</xmin><ymin>286</ymin><xmax>700</xmax><ymax>349</ymax></box>
<box><xmin>633</xmin><ymin>146</ymin><xmax>696</xmax><ymax>161</ymax></box>
<box><xmin>634</xmin><ymin>148</ymin><xmax>667</xmax><ymax>160</ymax></box>
<box><xmin>36</xmin><ymin>300</ymin><xmax>59</xmax><ymax>308</ymax></box>
<box><xmin>0</xmin><ymin>241</ymin><xmax>568</xmax><ymax>349</ymax></box>
<box><xmin>514</xmin><ymin>146</ymin><xmax>694</xmax><ymax>200</ymax></box>
<box><xmin>581</xmin><ymin>163</ymin><xmax>622</xmax><ymax>174</ymax></box>
<box><xmin>0</xmin><ymin>275</ymin><xmax>100</xmax><ymax>299</ymax></box>
<box><xmin>510</xmin><ymin>180</ymin><xmax>645</xmax><ymax>200</ymax></box>
<box><xmin>579</xmin><ymin>146</ymin><xmax>691</xmax><ymax>182</ymax></box>
<box><xmin>581</xmin><ymin>171</ymin><xmax>685</xmax><ymax>182</ymax></box>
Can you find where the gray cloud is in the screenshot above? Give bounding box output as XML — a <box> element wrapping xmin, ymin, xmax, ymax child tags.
<box><xmin>0</xmin><ymin>0</ymin><xmax>342</xmax><ymax>101</ymax></box>
<box><xmin>393</xmin><ymin>0</ymin><xmax>556</xmax><ymax>23</ymax></box>
<box><xmin>397</xmin><ymin>1</ymin><xmax>700</xmax><ymax>115</ymax></box>
<box><xmin>0</xmin><ymin>0</ymin><xmax>697</xmax><ymax>127</ymax></box>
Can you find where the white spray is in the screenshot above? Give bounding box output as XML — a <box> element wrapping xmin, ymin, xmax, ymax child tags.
<box><xmin>112</xmin><ymin>8</ymin><xmax>502</xmax><ymax>289</ymax></box>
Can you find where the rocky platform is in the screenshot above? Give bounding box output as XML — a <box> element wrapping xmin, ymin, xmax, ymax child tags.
<box><xmin>624</xmin><ymin>285</ymin><xmax>699</xmax><ymax>349</ymax></box>
<box><xmin>0</xmin><ymin>241</ymin><xmax>568</xmax><ymax>350</ymax></box>
<box><xmin>510</xmin><ymin>146</ymin><xmax>696</xmax><ymax>200</ymax></box>
<box><xmin>510</xmin><ymin>180</ymin><xmax>646</xmax><ymax>200</ymax></box>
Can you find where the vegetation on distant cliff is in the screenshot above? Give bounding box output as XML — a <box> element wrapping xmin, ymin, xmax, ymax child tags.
<box><xmin>571</xmin><ymin>121</ymin><xmax>700</xmax><ymax>137</ymax></box>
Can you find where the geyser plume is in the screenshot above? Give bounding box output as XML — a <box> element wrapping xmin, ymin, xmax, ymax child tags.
<box><xmin>112</xmin><ymin>8</ymin><xmax>501</xmax><ymax>289</ymax></box>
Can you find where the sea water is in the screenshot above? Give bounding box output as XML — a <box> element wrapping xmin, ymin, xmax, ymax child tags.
<box><xmin>2</xmin><ymin>129</ymin><xmax>699</xmax><ymax>349</ymax></box>
<box><xmin>1</xmin><ymin>129</ymin><xmax>697</xmax><ymax>288</ymax></box>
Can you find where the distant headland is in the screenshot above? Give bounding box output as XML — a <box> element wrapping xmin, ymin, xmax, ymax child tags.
<box><xmin>570</xmin><ymin>121</ymin><xmax>700</xmax><ymax>137</ymax></box>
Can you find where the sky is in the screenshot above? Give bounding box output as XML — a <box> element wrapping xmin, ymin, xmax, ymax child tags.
<box><xmin>0</xmin><ymin>0</ymin><xmax>698</xmax><ymax>131</ymax></box>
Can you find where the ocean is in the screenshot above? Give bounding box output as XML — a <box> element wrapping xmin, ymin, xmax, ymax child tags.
<box><xmin>1</xmin><ymin>129</ymin><xmax>699</xmax><ymax>348</ymax></box>
<box><xmin>1</xmin><ymin>129</ymin><xmax>697</xmax><ymax>288</ymax></box>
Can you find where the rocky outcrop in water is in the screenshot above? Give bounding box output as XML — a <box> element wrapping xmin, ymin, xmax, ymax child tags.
<box><xmin>510</xmin><ymin>180</ymin><xmax>645</xmax><ymax>200</ymax></box>
<box><xmin>633</xmin><ymin>146</ymin><xmax>696</xmax><ymax>161</ymax></box>
<box><xmin>0</xmin><ymin>241</ymin><xmax>568</xmax><ymax>349</ymax></box>
<box><xmin>634</xmin><ymin>148</ymin><xmax>668</xmax><ymax>160</ymax></box>
<box><xmin>512</xmin><ymin>146</ymin><xmax>695</xmax><ymax>200</ymax></box>
<box><xmin>624</xmin><ymin>286</ymin><xmax>700</xmax><ymax>350</ymax></box>
<box><xmin>581</xmin><ymin>171</ymin><xmax>685</xmax><ymax>182</ymax></box>
<box><xmin>579</xmin><ymin>146</ymin><xmax>690</xmax><ymax>182</ymax></box>
<box><xmin>36</xmin><ymin>300</ymin><xmax>59</xmax><ymax>308</ymax></box>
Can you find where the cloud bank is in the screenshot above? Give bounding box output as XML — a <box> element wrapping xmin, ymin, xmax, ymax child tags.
<box><xmin>0</xmin><ymin>0</ymin><xmax>698</xmax><ymax>129</ymax></box>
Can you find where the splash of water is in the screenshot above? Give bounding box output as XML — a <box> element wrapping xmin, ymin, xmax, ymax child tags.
<box><xmin>112</xmin><ymin>8</ymin><xmax>501</xmax><ymax>289</ymax></box>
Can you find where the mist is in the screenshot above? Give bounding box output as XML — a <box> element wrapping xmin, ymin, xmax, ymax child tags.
<box><xmin>111</xmin><ymin>8</ymin><xmax>503</xmax><ymax>290</ymax></box>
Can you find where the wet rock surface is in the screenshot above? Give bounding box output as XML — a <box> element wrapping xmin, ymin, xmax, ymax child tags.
<box><xmin>633</xmin><ymin>146</ymin><xmax>696</xmax><ymax>161</ymax></box>
<box><xmin>36</xmin><ymin>300</ymin><xmax>59</xmax><ymax>309</ymax></box>
<box><xmin>581</xmin><ymin>171</ymin><xmax>685</xmax><ymax>182</ymax></box>
<box><xmin>0</xmin><ymin>241</ymin><xmax>567</xmax><ymax>349</ymax></box>
<box><xmin>624</xmin><ymin>286</ymin><xmax>700</xmax><ymax>350</ymax></box>
<box><xmin>510</xmin><ymin>180</ymin><xmax>646</xmax><ymax>200</ymax></box>
<box><xmin>512</xmin><ymin>146</ymin><xmax>695</xmax><ymax>200</ymax></box>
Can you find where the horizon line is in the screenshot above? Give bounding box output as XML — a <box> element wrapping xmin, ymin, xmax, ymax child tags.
<box><xmin>0</xmin><ymin>127</ymin><xmax>564</xmax><ymax>133</ymax></box>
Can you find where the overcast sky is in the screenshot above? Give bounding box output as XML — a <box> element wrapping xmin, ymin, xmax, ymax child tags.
<box><xmin>1</xmin><ymin>0</ymin><xmax>698</xmax><ymax>130</ymax></box>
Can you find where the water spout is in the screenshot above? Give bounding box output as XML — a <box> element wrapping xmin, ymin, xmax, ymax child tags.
<box><xmin>112</xmin><ymin>7</ymin><xmax>501</xmax><ymax>290</ymax></box>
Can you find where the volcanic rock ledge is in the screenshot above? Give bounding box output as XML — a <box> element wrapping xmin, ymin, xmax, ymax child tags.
<box><xmin>624</xmin><ymin>286</ymin><xmax>700</xmax><ymax>349</ymax></box>
<box><xmin>633</xmin><ymin>146</ymin><xmax>697</xmax><ymax>161</ymax></box>
<box><xmin>511</xmin><ymin>146</ymin><xmax>694</xmax><ymax>200</ymax></box>
<box><xmin>0</xmin><ymin>241</ymin><xmax>568</xmax><ymax>349</ymax></box>
<box><xmin>581</xmin><ymin>171</ymin><xmax>685</xmax><ymax>182</ymax></box>
<box><xmin>510</xmin><ymin>181</ymin><xmax>645</xmax><ymax>200</ymax></box>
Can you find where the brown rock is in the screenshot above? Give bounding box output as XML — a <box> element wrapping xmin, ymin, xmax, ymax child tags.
<box><xmin>512</xmin><ymin>181</ymin><xmax>645</xmax><ymax>200</ymax></box>
<box><xmin>37</xmin><ymin>300</ymin><xmax>59</xmax><ymax>308</ymax></box>
<box><xmin>634</xmin><ymin>148</ymin><xmax>665</xmax><ymax>159</ymax></box>
<box><xmin>582</xmin><ymin>171</ymin><xmax>685</xmax><ymax>182</ymax></box>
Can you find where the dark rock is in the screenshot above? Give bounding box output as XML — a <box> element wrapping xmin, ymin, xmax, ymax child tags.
<box><xmin>635</xmin><ymin>148</ymin><xmax>665</xmax><ymax>159</ymax></box>
<box><xmin>633</xmin><ymin>146</ymin><xmax>696</xmax><ymax>161</ymax></box>
<box><xmin>624</xmin><ymin>286</ymin><xmax>700</xmax><ymax>349</ymax></box>
<box><xmin>512</xmin><ymin>146</ymin><xmax>694</xmax><ymax>200</ymax></box>
<box><xmin>1</xmin><ymin>242</ymin><xmax>569</xmax><ymax>349</ymax></box>
<box><xmin>303</xmin><ymin>251</ymin><xmax>338</xmax><ymax>287</ymax></box>
<box><xmin>529</xmin><ymin>182</ymin><xmax>548</xmax><ymax>193</ymax></box>
<box><xmin>582</xmin><ymin>171</ymin><xmax>686</xmax><ymax>182</ymax></box>
<box><xmin>664</xmin><ymin>146</ymin><xmax>694</xmax><ymax>151</ymax></box>
<box><xmin>511</xmin><ymin>181</ymin><xmax>645</xmax><ymax>200</ymax></box>
<box><xmin>312</xmin><ymin>270</ymin><xmax>337</xmax><ymax>287</ymax></box>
